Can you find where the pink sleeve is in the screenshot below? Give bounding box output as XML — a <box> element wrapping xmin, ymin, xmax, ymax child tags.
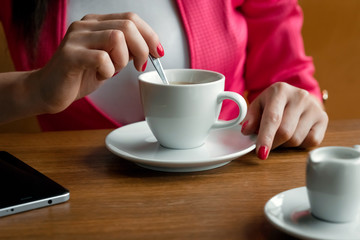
<box><xmin>241</xmin><ymin>0</ymin><xmax>322</xmax><ymax>102</ymax></box>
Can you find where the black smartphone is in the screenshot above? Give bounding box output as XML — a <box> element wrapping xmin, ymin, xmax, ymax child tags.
<box><xmin>0</xmin><ymin>151</ymin><xmax>70</xmax><ymax>217</ymax></box>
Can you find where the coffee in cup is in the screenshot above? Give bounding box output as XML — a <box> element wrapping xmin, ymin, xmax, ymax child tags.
<box><xmin>138</xmin><ymin>69</ymin><xmax>247</xmax><ymax>149</ymax></box>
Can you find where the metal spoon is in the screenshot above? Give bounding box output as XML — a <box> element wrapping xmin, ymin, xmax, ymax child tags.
<box><xmin>149</xmin><ymin>55</ymin><xmax>169</xmax><ymax>85</ymax></box>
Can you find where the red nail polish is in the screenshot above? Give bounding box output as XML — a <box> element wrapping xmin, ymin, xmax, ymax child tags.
<box><xmin>142</xmin><ymin>60</ymin><xmax>147</xmax><ymax>72</ymax></box>
<box><xmin>112</xmin><ymin>71</ymin><xmax>119</xmax><ymax>77</ymax></box>
<box><xmin>157</xmin><ymin>43</ymin><xmax>164</xmax><ymax>57</ymax></box>
<box><xmin>258</xmin><ymin>146</ymin><xmax>269</xmax><ymax>160</ymax></box>
<box><xmin>241</xmin><ymin>120</ymin><xmax>249</xmax><ymax>133</ymax></box>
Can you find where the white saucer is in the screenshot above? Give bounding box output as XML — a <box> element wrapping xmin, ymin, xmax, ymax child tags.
<box><xmin>105</xmin><ymin>121</ymin><xmax>256</xmax><ymax>172</ymax></box>
<box><xmin>265</xmin><ymin>187</ymin><xmax>360</xmax><ymax>240</ymax></box>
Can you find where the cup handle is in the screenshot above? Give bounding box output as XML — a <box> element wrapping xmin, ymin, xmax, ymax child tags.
<box><xmin>212</xmin><ymin>91</ymin><xmax>247</xmax><ymax>129</ymax></box>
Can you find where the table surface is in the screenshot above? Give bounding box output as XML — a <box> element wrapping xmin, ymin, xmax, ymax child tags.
<box><xmin>0</xmin><ymin>119</ymin><xmax>359</xmax><ymax>240</ymax></box>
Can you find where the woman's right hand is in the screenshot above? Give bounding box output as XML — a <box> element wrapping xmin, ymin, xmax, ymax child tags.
<box><xmin>33</xmin><ymin>12</ymin><xmax>163</xmax><ymax>114</ymax></box>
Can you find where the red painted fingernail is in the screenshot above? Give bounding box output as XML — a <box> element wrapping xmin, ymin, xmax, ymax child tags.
<box><xmin>142</xmin><ymin>60</ymin><xmax>147</xmax><ymax>72</ymax></box>
<box><xmin>258</xmin><ymin>146</ymin><xmax>269</xmax><ymax>160</ymax></box>
<box><xmin>241</xmin><ymin>120</ymin><xmax>249</xmax><ymax>133</ymax></box>
<box><xmin>112</xmin><ymin>71</ymin><xmax>119</xmax><ymax>77</ymax></box>
<box><xmin>157</xmin><ymin>43</ymin><xmax>164</xmax><ymax>57</ymax></box>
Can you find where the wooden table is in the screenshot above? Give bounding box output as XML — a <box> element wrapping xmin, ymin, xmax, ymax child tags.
<box><xmin>0</xmin><ymin>119</ymin><xmax>359</xmax><ymax>240</ymax></box>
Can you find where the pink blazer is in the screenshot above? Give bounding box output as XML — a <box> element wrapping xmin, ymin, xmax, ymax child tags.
<box><xmin>0</xmin><ymin>0</ymin><xmax>322</xmax><ymax>131</ymax></box>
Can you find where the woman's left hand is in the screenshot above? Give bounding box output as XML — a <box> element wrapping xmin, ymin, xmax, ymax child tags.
<box><xmin>241</xmin><ymin>82</ymin><xmax>329</xmax><ymax>160</ymax></box>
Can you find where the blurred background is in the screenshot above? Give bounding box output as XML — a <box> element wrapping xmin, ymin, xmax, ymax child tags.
<box><xmin>1</xmin><ymin>0</ymin><xmax>359</xmax><ymax>132</ymax></box>
<box><xmin>300</xmin><ymin>0</ymin><xmax>360</xmax><ymax>120</ymax></box>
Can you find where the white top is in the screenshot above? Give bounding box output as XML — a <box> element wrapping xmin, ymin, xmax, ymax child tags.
<box><xmin>67</xmin><ymin>0</ymin><xmax>189</xmax><ymax>124</ymax></box>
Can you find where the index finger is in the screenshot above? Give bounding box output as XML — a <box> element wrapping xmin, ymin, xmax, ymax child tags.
<box><xmin>256</xmin><ymin>94</ymin><xmax>286</xmax><ymax>160</ymax></box>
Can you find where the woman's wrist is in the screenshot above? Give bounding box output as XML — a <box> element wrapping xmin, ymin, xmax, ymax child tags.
<box><xmin>0</xmin><ymin>70</ymin><xmax>47</xmax><ymax>124</ymax></box>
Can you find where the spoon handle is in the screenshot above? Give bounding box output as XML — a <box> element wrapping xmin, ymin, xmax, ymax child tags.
<box><xmin>149</xmin><ymin>55</ymin><xmax>169</xmax><ymax>85</ymax></box>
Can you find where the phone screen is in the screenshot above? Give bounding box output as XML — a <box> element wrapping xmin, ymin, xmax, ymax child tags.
<box><xmin>0</xmin><ymin>151</ymin><xmax>70</xmax><ymax>217</ymax></box>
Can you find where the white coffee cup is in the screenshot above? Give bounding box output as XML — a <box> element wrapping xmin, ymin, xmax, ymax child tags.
<box><xmin>306</xmin><ymin>146</ymin><xmax>360</xmax><ymax>222</ymax></box>
<box><xmin>138</xmin><ymin>69</ymin><xmax>247</xmax><ymax>149</ymax></box>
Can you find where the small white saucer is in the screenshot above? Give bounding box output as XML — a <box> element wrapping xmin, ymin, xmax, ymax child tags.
<box><xmin>265</xmin><ymin>187</ymin><xmax>360</xmax><ymax>240</ymax></box>
<box><xmin>105</xmin><ymin>121</ymin><xmax>256</xmax><ymax>172</ymax></box>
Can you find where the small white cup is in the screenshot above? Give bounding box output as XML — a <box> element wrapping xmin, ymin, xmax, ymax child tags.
<box><xmin>306</xmin><ymin>146</ymin><xmax>360</xmax><ymax>222</ymax></box>
<box><xmin>139</xmin><ymin>69</ymin><xmax>247</xmax><ymax>149</ymax></box>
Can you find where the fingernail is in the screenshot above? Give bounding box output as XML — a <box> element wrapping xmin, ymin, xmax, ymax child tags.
<box><xmin>241</xmin><ymin>120</ymin><xmax>249</xmax><ymax>133</ymax></box>
<box><xmin>112</xmin><ymin>71</ymin><xmax>119</xmax><ymax>77</ymax></box>
<box><xmin>142</xmin><ymin>60</ymin><xmax>147</xmax><ymax>72</ymax></box>
<box><xmin>258</xmin><ymin>146</ymin><xmax>269</xmax><ymax>160</ymax></box>
<box><xmin>157</xmin><ymin>43</ymin><xmax>164</xmax><ymax>57</ymax></box>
